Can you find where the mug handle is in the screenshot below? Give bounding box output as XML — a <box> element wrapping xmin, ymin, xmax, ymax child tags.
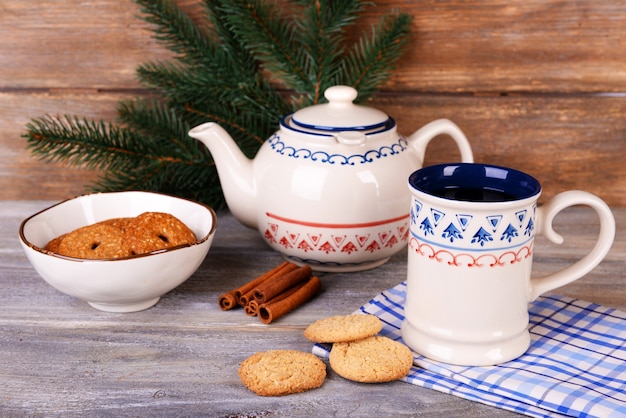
<box><xmin>530</xmin><ymin>190</ymin><xmax>616</xmax><ymax>301</ymax></box>
<box><xmin>408</xmin><ymin>118</ymin><xmax>474</xmax><ymax>163</ymax></box>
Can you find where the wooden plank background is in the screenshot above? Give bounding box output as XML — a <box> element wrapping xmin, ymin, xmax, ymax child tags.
<box><xmin>1</xmin><ymin>0</ymin><xmax>625</xmax><ymax>207</ymax></box>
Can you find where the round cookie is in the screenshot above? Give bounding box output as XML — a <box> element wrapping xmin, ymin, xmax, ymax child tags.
<box><xmin>304</xmin><ymin>314</ymin><xmax>383</xmax><ymax>343</ymax></box>
<box><xmin>101</xmin><ymin>217</ymin><xmax>134</xmax><ymax>232</ymax></box>
<box><xmin>44</xmin><ymin>233</ymin><xmax>66</xmax><ymax>254</ymax></box>
<box><xmin>238</xmin><ymin>350</ymin><xmax>326</xmax><ymax>396</ymax></box>
<box><xmin>56</xmin><ymin>223</ymin><xmax>133</xmax><ymax>259</ymax></box>
<box><xmin>124</xmin><ymin>212</ymin><xmax>196</xmax><ymax>255</ymax></box>
<box><xmin>329</xmin><ymin>336</ymin><xmax>413</xmax><ymax>383</ymax></box>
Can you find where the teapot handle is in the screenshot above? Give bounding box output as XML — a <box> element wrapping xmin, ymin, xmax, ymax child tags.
<box><xmin>408</xmin><ymin>118</ymin><xmax>474</xmax><ymax>163</ymax></box>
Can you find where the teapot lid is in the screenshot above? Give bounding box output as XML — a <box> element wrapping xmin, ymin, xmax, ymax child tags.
<box><xmin>288</xmin><ymin>86</ymin><xmax>391</xmax><ymax>133</ymax></box>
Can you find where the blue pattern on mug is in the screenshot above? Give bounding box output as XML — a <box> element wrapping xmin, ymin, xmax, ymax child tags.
<box><xmin>410</xmin><ymin>197</ymin><xmax>537</xmax><ymax>251</ymax></box>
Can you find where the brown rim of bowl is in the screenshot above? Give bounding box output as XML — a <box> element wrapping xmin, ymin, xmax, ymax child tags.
<box><xmin>18</xmin><ymin>191</ymin><xmax>217</xmax><ymax>262</ymax></box>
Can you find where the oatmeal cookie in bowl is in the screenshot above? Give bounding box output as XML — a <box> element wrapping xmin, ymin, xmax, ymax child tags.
<box><xmin>19</xmin><ymin>191</ymin><xmax>216</xmax><ymax>312</ymax></box>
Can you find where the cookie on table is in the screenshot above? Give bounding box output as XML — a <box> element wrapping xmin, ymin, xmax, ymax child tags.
<box><xmin>329</xmin><ymin>335</ymin><xmax>413</xmax><ymax>383</ymax></box>
<box><xmin>238</xmin><ymin>349</ymin><xmax>326</xmax><ymax>396</ymax></box>
<box><xmin>304</xmin><ymin>313</ymin><xmax>383</xmax><ymax>343</ymax></box>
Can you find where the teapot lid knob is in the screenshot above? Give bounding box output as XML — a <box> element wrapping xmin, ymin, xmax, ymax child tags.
<box><xmin>289</xmin><ymin>85</ymin><xmax>390</xmax><ymax>132</ymax></box>
<box><xmin>324</xmin><ymin>86</ymin><xmax>358</xmax><ymax>106</ymax></box>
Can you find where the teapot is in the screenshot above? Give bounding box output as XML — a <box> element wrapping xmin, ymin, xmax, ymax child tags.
<box><xmin>189</xmin><ymin>86</ymin><xmax>473</xmax><ymax>272</ymax></box>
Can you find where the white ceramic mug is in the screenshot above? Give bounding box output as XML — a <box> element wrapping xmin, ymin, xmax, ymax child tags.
<box><xmin>401</xmin><ymin>163</ymin><xmax>616</xmax><ymax>366</ymax></box>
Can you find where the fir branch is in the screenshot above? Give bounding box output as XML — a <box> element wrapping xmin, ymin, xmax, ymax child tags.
<box><xmin>116</xmin><ymin>98</ymin><xmax>206</xmax><ymax>162</ymax></box>
<box><xmin>294</xmin><ymin>0</ymin><xmax>367</xmax><ymax>103</ymax></box>
<box><xmin>23</xmin><ymin>0</ymin><xmax>412</xmax><ymax>208</ymax></box>
<box><xmin>201</xmin><ymin>0</ymin><xmax>293</xmax><ymax>122</ymax></box>
<box><xmin>89</xmin><ymin>156</ymin><xmax>224</xmax><ymax>207</ymax></box>
<box><xmin>25</xmin><ymin>112</ymin><xmax>222</xmax><ymax>206</ymax></box>
<box><xmin>218</xmin><ymin>1</ymin><xmax>309</xmax><ymax>93</ymax></box>
<box><xmin>342</xmin><ymin>10</ymin><xmax>413</xmax><ymax>98</ymax></box>
<box><xmin>25</xmin><ymin>115</ymin><xmax>147</xmax><ymax>172</ymax></box>
<box><xmin>137</xmin><ymin>0</ymin><xmax>291</xmax><ymax>139</ymax></box>
<box><xmin>136</xmin><ymin>60</ymin><xmax>245</xmax><ymax>107</ymax></box>
<box><xmin>136</xmin><ymin>58</ymin><xmax>286</xmax><ymax>147</ymax></box>
<box><xmin>134</xmin><ymin>0</ymin><xmax>214</xmax><ymax>66</ymax></box>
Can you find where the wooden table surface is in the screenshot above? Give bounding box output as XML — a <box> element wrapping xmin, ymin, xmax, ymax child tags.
<box><xmin>2</xmin><ymin>200</ymin><xmax>624</xmax><ymax>417</ymax></box>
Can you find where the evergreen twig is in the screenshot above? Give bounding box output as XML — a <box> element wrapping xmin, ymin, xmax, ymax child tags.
<box><xmin>23</xmin><ymin>0</ymin><xmax>412</xmax><ymax>208</ymax></box>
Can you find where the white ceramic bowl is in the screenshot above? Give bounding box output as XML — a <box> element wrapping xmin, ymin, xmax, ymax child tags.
<box><xmin>19</xmin><ymin>191</ymin><xmax>217</xmax><ymax>313</ymax></box>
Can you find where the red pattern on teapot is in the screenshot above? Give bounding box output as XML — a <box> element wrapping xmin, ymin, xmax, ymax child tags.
<box><xmin>263</xmin><ymin>213</ymin><xmax>409</xmax><ymax>256</ymax></box>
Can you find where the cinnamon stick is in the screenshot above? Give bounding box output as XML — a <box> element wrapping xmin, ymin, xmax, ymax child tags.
<box><xmin>218</xmin><ymin>291</ymin><xmax>237</xmax><ymax>311</ymax></box>
<box><xmin>261</xmin><ymin>279</ymin><xmax>308</xmax><ymax>306</ymax></box>
<box><xmin>258</xmin><ymin>276</ymin><xmax>322</xmax><ymax>324</ymax></box>
<box><xmin>246</xmin><ymin>277</ymin><xmax>310</xmax><ymax>317</ymax></box>
<box><xmin>240</xmin><ymin>262</ymin><xmax>299</xmax><ymax>305</ymax></box>
<box><xmin>253</xmin><ymin>265</ymin><xmax>312</xmax><ymax>304</ymax></box>
<box><xmin>237</xmin><ymin>261</ymin><xmax>297</xmax><ymax>305</ymax></box>
<box><xmin>238</xmin><ymin>288</ymin><xmax>257</xmax><ymax>307</ymax></box>
<box><xmin>216</xmin><ymin>261</ymin><xmax>296</xmax><ymax>310</ymax></box>
<box><xmin>247</xmin><ymin>279</ymin><xmax>308</xmax><ymax>318</ymax></box>
<box><xmin>244</xmin><ymin>299</ymin><xmax>259</xmax><ymax>316</ymax></box>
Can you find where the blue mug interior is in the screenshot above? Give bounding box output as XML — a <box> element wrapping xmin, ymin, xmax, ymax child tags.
<box><xmin>409</xmin><ymin>163</ymin><xmax>541</xmax><ymax>202</ymax></box>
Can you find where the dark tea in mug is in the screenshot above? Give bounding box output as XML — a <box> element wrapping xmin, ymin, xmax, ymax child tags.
<box><xmin>430</xmin><ymin>187</ymin><xmax>518</xmax><ymax>202</ymax></box>
<box><xmin>409</xmin><ymin>163</ymin><xmax>541</xmax><ymax>202</ymax></box>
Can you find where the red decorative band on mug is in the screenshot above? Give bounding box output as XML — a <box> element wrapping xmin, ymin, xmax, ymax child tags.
<box><xmin>409</xmin><ymin>236</ymin><xmax>533</xmax><ymax>267</ymax></box>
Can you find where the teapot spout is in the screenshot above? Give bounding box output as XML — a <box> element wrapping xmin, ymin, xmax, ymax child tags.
<box><xmin>189</xmin><ymin>122</ymin><xmax>257</xmax><ymax>229</ymax></box>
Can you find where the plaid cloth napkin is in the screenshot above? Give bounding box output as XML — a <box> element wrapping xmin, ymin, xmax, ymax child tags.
<box><xmin>312</xmin><ymin>281</ymin><xmax>626</xmax><ymax>418</ymax></box>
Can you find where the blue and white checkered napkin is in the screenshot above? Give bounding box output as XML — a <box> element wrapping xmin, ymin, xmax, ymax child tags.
<box><xmin>312</xmin><ymin>281</ymin><xmax>626</xmax><ymax>418</ymax></box>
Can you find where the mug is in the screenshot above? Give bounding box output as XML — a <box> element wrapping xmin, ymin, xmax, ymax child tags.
<box><xmin>401</xmin><ymin>163</ymin><xmax>616</xmax><ymax>366</ymax></box>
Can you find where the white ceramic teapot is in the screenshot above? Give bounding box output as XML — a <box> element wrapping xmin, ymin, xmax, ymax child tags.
<box><xmin>189</xmin><ymin>85</ymin><xmax>473</xmax><ymax>272</ymax></box>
